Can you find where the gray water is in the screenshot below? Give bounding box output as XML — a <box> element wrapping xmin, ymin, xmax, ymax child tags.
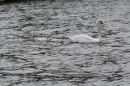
<box><xmin>0</xmin><ymin>0</ymin><xmax>130</xmax><ymax>86</ymax></box>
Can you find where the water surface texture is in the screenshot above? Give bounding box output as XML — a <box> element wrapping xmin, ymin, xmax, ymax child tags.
<box><xmin>0</xmin><ymin>0</ymin><xmax>130</xmax><ymax>86</ymax></box>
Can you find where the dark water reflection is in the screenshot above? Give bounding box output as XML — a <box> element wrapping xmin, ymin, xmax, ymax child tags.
<box><xmin>0</xmin><ymin>0</ymin><xmax>130</xmax><ymax>86</ymax></box>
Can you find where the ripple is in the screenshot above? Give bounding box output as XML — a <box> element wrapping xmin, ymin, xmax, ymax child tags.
<box><xmin>0</xmin><ymin>0</ymin><xmax>130</xmax><ymax>86</ymax></box>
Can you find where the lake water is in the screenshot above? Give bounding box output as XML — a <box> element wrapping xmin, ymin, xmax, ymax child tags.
<box><xmin>0</xmin><ymin>0</ymin><xmax>130</xmax><ymax>86</ymax></box>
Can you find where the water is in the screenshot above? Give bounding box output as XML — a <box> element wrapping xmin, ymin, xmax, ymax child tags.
<box><xmin>0</xmin><ymin>0</ymin><xmax>130</xmax><ymax>86</ymax></box>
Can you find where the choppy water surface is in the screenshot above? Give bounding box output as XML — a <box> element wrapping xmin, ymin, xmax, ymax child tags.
<box><xmin>0</xmin><ymin>0</ymin><xmax>130</xmax><ymax>86</ymax></box>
